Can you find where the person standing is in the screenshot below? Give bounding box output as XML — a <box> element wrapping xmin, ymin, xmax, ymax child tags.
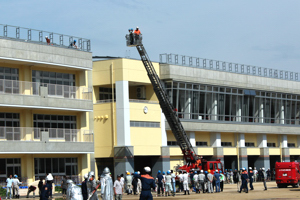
<box><xmin>214</xmin><ymin>170</ymin><xmax>220</xmax><ymax>193</ymax></box>
<box><xmin>61</xmin><ymin>176</ymin><xmax>68</xmax><ymax>199</ymax></box>
<box><xmin>40</xmin><ymin>182</ymin><xmax>48</xmax><ymax>200</ymax></box>
<box><xmin>236</xmin><ymin>169</ymin><xmax>242</xmax><ymax>192</ymax></box>
<box><xmin>233</xmin><ymin>169</ymin><xmax>238</xmax><ymax>184</ymax></box>
<box><xmin>239</xmin><ymin>168</ymin><xmax>248</xmax><ymax>193</ymax></box>
<box><xmin>207</xmin><ymin>171</ymin><xmax>214</xmax><ymax>193</ymax></box>
<box><xmin>100</xmin><ymin>168</ymin><xmax>114</xmax><ymax>200</ymax></box>
<box><xmin>178</xmin><ymin>171</ymin><xmax>183</xmax><ymax>192</ymax></box>
<box><xmin>38</xmin><ymin>178</ymin><xmax>44</xmax><ymax>197</ymax></box>
<box><xmin>114</xmin><ymin>175</ymin><xmax>123</xmax><ymax>200</ymax></box>
<box><xmin>133</xmin><ymin>26</ymin><xmax>141</xmax><ymax>41</ymax></box>
<box><xmin>125</xmin><ymin>172</ymin><xmax>132</xmax><ymax>195</ymax></box>
<box><xmin>248</xmin><ymin>167</ymin><xmax>254</xmax><ymax>190</ymax></box>
<box><xmin>165</xmin><ymin>171</ymin><xmax>173</xmax><ymax>196</ymax></box>
<box><xmin>136</xmin><ymin>172</ymin><xmax>142</xmax><ymax>195</ymax></box>
<box><xmin>12</xmin><ymin>175</ymin><xmax>22</xmax><ymax>199</ymax></box>
<box><xmin>182</xmin><ymin>171</ymin><xmax>189</xmax><ymax>195</ymax></box>
<box><xmin>262</xmin><ymin>168</ymin><xmax>267</xmax><ymax>191</ymax></box>
<box><xmin>66</xmin><ymin>179</ymin><xmax>83</xmax><ymax>200</ymax></box>
<box><xmin>81</xmin><ymin>174</ymin><xmax>88</xmax><ymax>200</ymax></box>
<box><xmin>6</xmin><ymin>174</ymin><xmax>13</xmax><ymax>199</ymax></box>
<box><xmin>87</xmin><ymin>171</ymin><xmax>99</xmax><ymax>200</ymax></box>
<box><xmin>132</xmin><ymin>172</ymin><xmax>139</xmax><ymax>195</ymax></box>
<box><xmin>156</xmin><ymin>170</ymin><xmax>164</xmax><ymax>196</ymax></box>
<box><xmin>253</xmin><ymin>167</ymin><xmax>258</xmax><ymax>182</ymax></box>
<box><xmin>193</xmin><ymin>171</ymin><xmax>199</xmax><ymax>193</ymax></box>
<box><xmin>219</xmin><ymin>171</ymin><xmax>224</xmax><ymax>192</ymax></box>
<box><xmin>198</xmin><ymin>170</ymin><xmax>205</xmax><ymax>193</ymax></box>
<box><xmin>170</xmin><ymin>170</ymin><xmax>176</xmax><ymax>196</ymax></box>
<box><xmin>134</xmin><ymin>166</ymin><xmax>156</xmax><ymax>200</ymax></box>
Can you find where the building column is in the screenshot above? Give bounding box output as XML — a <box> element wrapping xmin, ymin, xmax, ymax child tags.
<box><xmin>161</xmin><ymin>110</ymin><xmax>167</xmax><ymax>147</ymax></box>
<box><xmin>25</xmin><ymin>154</ymin><xmax>34</xmax><ymax>185</ymax></box>
<box><xmin>238</xmin><ymin>133</ymin><xmax>248</xmax><ymax>169</ymax></box>
<box><xmin>211</xmin><ymin>94</ymin><xmax>218</xmax><ymax>120</ymax></box>
<box><xmin>256</xmin><ymin>134</ymin><xmax>270</xmax><ymax>169</ymax></box>
<box><xmin>188</xmin><ymin>132</ymin><xmax>196</xmax><ymax>147</ymax></box>
<box><xmin>184</xmin><ymin>92</ymin><xmax>191</xmax><ymax>119</ymax></box>
<box><xmin>114</xmin><ymin>81</ymin><xmax>133</xmax><ymax>178</ymax></box>
<box><xmin>236</xmin><ymin>97</ymin><xmax>242</xmax><ymax>122</ymax></box>
<box><xmin>259</xmin><ymin>102</ymin><xmax>264</xmax><ymax>123</ymax></box>
<box><xmin>152</xmin><ymin>147</ymin><xmax>171</xmax><ymax>177</ymax></box>
<box><xmin>280</xmin><ymin>105</ymin><xmax>285</xmax><ymax>124</ymax></box>
<box><xmin>210</xmin><ymin>133</ymin><xmax>223</xmax><ymax>163</ymax></box>
<box><xmin>281</xmin><ymin>135</ymin><xmax>290</xmax><ymax>162</ymax></box>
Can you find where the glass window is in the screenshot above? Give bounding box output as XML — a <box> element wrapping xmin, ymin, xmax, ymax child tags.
<box><xmin>209</xmin><ymin>163</ymin><xmax>213</xmax><ymax>170</ymax></box>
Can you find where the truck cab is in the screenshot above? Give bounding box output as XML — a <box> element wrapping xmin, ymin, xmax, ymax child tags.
<box><xmin>275</xmin><ymin>161</ymin><xmax>300</xmax><ymax>188</ymax></box>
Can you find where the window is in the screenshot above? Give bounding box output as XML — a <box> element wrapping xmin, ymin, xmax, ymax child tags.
<box><xmin>244</xmin><ymin>90</ymin><xmax>256</xmax><ymax>96</ymax></box>
<box><xmin>209</xmin><ymin>163</ymin><xmax>213</xmax><ymax>170</ymax></box>
<box><xmin>0</xmin><ymin>158</ymin><xmax>21</xmax><ymax>179</ymax></box>
<box><xmin>167</xmin><ymin>141</ymin><xmax>177</xmax><ymax>146</ymax></box>
<box><xmin>0</xmin><ymin>67</ymin><xmax>19</xmax><ymax>80</ymax></box>
<box><xmin>267</xmin><ymin>143</ymin><xmax>276</xmax><ymax>147</ymax></box>
<box><xmin>0</xmin><ymin>112</ymin><xmax>20</xmax><ymax>127</ymax></box>
<box><xmin>32</xmin><ymin>70</ymin><xmax>75</xmax><ymax>86</ymax></box>
<box><xmin>99</xmin><ymin>87</ymin><xmax>115</xmax><ymax>100</ymax></box>
<box><xmin>245</xmin><ymin>142</ymin><xmax>255</xmax><ymax>147</ymax></box>
<box><xmin>130</xmin><ymin>121</ymin><xmax>160</xmax><ymax>128</ymax></box>
<box><xmin>196</xmin><ymin>141</ymin><xmax>208</xmax><ymax>146</ymax></box>
<box><xmin>288</xmin><ymin>143</ymin><xmax>295</xmax><ymax>147</ymax></box>
<box><xmin>221</xmin><ymin>142</ymin><xmax>232</xmax><ymax>147</ymax></box>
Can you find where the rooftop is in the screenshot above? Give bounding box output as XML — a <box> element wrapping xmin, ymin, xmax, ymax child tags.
<box><xmin>0</xmin><ymin>24</ymin><xmax>91</xmax><ymax>52</ymax></box>
<box><xmin>160</xmin><ymin>53</ymin><xmax>300</xmax><ymax>82</ymax></box>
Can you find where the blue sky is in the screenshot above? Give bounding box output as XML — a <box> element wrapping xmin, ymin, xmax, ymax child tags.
<box><xmin>2</xmin><ymin>0</ymin><xmax>300</xmax><ymax>72</ymax></box>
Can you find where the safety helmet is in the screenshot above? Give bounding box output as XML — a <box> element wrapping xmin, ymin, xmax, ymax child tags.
<box><xmin>200</xmin><ymin>170</ymin><xmax>203</xmax><ymax>173</ymax></box>
<box><xmin>157</xmin><ymin>170</ymin><xmax>161</xmax><ymax>174</ymax></box>
<box><xmin>136</xmin><ymin>26</ymin><xmax>139</xmax><ymax>29</ymax></box>
<box><xmin>137</xmin><ymin>171</ymin><xmax>140</xmax><ymax>174</ymax></box>
<box><xmin>14</xmin><ymin>175</ymin><xmax>18</xmax><ymax>178</ymax></box>
<box><xmin>46</xmin><ymin>173</ymin><xmax>53</xmax><ymax>181</ymax></box>
<box><xmin>215</xmin><ymin>170</ymin><xmax>218</xmax><ymax>173</ymax></box>
<box><xmin>66</xmin><ymin>179</ymin><xmax>73</xmax><ymax>184</ymax></box>
<box><xmin>74</xmin><ymin>40</ymin><xmax>76</xmax><ymax>42</ymax></box>
<box><xmin>194</xmin><ymin>171</ymin><xmax>197</xmax><ymax>174</ymax></box>
<box><xmin>88</xmin><ymin>171</ymin><xmax>95</xmax><ymax>177</ymax></box>
<box><xmin>144</xmin><ymin>166</ymin><xmax>151</xmax><ymax>173</ymax></box>
<box><xmin>103</xmin><ymin>167</ymin><xmax>110</xmax><ymax>174</ymax></box>
<box><xmin>162</xmin><ymin>171</ymin><xmax>165</xmax><ymax>175</ymax></box>
<box><xmin>127</xmin><ymin>171</ymin><xmax>130</xmax><ymax>175</ymax></box>
<box><xmin>167</xmin><ymin>171</ymin><xmax>170</xmax><ymax>175</ymax></box>
<box><xmin>220</xmin><ymin>171</ymin><xmax>222</xmax><ymax>173</ymax></box>
<box><xmin>262</xmin><ymin>168</ymin><xmax>265</xmax><ymax>171</ymax></box>
<box><xmin>134</xmin><ymin>172</ymin><xmax>138</xmax><ymax>175</ymax></box>
<box><xmin>242</xmin><ymin>168</ymin><xmax>246</xmax><ymax>171</ymax></box>
<box><xmin>249</xmin><ymin>167</ymin><xmax>252</xmax><ymax>170</ymax></box>
<box><xmin>205</xmin><ymin>171</ymin><xmax>208</xmax><ymax>174</ymax></box>
<box><xmin>84</xmin><ymin>173</ymin><xmax>88</xmax><ymax>179</ymax></box>
<box><xmin>208</xmin><ymin>170</ymin><xmax>211</xmax><ymax>173</ymax></box>
<box><xmin>45</xmin><ymin>36</ymin><xmax>48</xmax><ymax>38</ymax></box>
<box><xmin>131</xmin><ymin>28</ymin><xmax>133</xmax><ymax>31</ymax></box>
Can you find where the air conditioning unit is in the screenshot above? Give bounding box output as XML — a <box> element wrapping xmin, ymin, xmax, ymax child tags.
<box><xmin>136</xmin><ymin>86</ymin><xmax>146</xmax><ymax>99</ymax></box>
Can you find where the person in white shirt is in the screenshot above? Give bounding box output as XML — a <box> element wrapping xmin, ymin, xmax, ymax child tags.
<box><xmin>207</xmin><ymin>171</ymin><xmax>214</xmax><ymax>193</ymax></box>
<box><xmin>170</xmin><ymin>170</ymin><xmax>176</xmax><ymax>196</ymax></box>
<box><xmin>12</xmin><ymin>175</ymin><xmax>22</xmax><ymax>199</ymax></box>
<box><xmin>182</xmin><ymin>171</ymin><xmax>190</xmax><ymax>195</ymax></box>
<box><xmin>253</xmin><ymin>167</ymin><xmax>258</xmax><ymax>182</ymax></box>
<box><xmin>120</xmin><ymin>174</ymin><xmax>125</xmax><ymax>192</ymax></box>
<box><xmin>165</xmin><ymin>171</ymin><xmax>174</xmax><ymax>196</ymax></box>
<box><xmin>177</xmin><ymin>171</ymin><xmax>183</xmax><ymax>192</ymax></box>
<box><xmin>114</xmin><ymin>175</ymin><xmax>123</xmax><ymax>200</ymax></box>
<box><xmin>193</xmin><ymin>171</ymin><xmax>200</xmax><ymax>193</ymax></box>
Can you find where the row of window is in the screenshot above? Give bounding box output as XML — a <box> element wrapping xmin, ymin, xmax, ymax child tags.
<box><xmin>130</xmin><ymin>121</ymin><xmax>160</xmax><ymax>128</ymax></box>
<box><xmin>167</xmin><ymin>141</ymin><xmax>296</xmax><ymax>147</ymax></box>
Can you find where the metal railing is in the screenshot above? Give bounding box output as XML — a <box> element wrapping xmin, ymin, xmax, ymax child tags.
<box><xmin>96</xmin><ymin>99</ymin><xmax>116</xmax><ymax>104</ymax></box>
<box><xmin>96</xmin><ymin>99</ymin><xmax>159</xmax><ymax>104</ymax></box>
<box><xmin>0</xmin><ymin>79</ymin><xmax>92</xmax><ymax>100</ymax></box>
<box><xmin>0</xmin><ymin>127</ymin><xmax>93</xmax><ymax>142</ymax></box>
<box><xmin>0</xmin><ymin>24</ymin><xmax>91</xmax><ymax>52</ymax></box>
<box><xmin>160</xmin><ymin>53</ymin><xmax>300</xmax><ymax>81</ymax></box>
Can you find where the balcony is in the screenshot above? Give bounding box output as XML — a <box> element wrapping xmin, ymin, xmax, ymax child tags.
<box><xmin>0</xmin><ymin>79</ymin><xmax>93</xmax><ymax>111</ymax></box>
<box><xmin>0</xmin><ymin>127</ymin><xmax>94</xmax><ymax>153</ymax></box>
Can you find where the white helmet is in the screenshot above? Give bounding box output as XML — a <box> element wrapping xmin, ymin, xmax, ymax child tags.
<box><xmin>262</xmin><ymin>168</ymin><xmax>265</xmax><ymax>171</ymax></box>
<box><xmin>200</xmin><ymin>170</ymin><xmax>203</xmax><ymax>173</ymax></box>
<box><xmin>136</xmin><ymin>26</ymin><xmax>139</xmax><ymax>29</ymax></box>
<box><xmin>66</xmin><ymin>179</ymin><xmax>73</xmax><ymax>185</ymax></box>
<box><xmin>84</xmin><ymin>173</ymin><xmax>88</xmax><ymax>179</ymax></box>
<box><xmin>242</xmin><ymin>168</ymin><xmax>246</xmax><ymax>171</ymax></box>
<box><xmin>45</xmin><ymin>36</ymin><xmax>48</xmax><ymax>38</ymax></box>
<box><xmin>215</xmin><ymin>170</ymin><xmax>218</xmax><ymax>172</ymax></box>
<box><xmin>144</xmin><ymin>166</ymin><xmax>151</xmax><ymax>173</ymax></box>
<box><xmin>249</xmin><ymin>167</ymin><xmax>252</xmax><ymax>170</ymax></box>
<box><xmin>46</xmin><ymin>173</ymin><xmax>53</xmax><ymax>181</ymax></box>
<box><xmin>103</xmin><ymin>167</ymin><xmax>110</xmax><ymax>174</ymax></box>
<box><xmin>137</xmin><ymin>171</ymin><xmax>140</xmax><ymax>174</ymax></box>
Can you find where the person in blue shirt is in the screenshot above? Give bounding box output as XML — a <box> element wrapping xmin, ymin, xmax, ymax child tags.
<box><xmin>6</xmin><ymin>175</ymin><xmax>13</xmax><ymax>199</ymax></box>
<box><xmin>156</xmin><ymin>170</ymin><xmax>164</xmax><ymax>196</ymax></box>
<box><xmin>213</xmin><ymin>170</ymin><xmax>221</xmax><ymax>193</ymax></box>
<box><xmin>239</xmin><ymin>168</ymin><xmax>249</xmax><ymax>193</ymax></box>
<box><xmin>134</xmin><ymin>166</ymin><xmax>156</xmax><ymax>200</ymax></box>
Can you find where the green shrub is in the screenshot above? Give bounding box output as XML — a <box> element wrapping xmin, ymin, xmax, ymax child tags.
<box><xmin>0</xmin><ymin>187</ymin><xmax>7</xmax><ymax>197</ymax></box>
<box><xmin>55</xmin><ymin>186</ymin><xmax>62</xmax><ymax>193</ymax></box>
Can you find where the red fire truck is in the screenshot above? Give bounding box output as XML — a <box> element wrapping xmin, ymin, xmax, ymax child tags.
<box><xmin>275</xmin><ymin>161</ymin><xmax>300</xmax><ymax>188</ymax></box>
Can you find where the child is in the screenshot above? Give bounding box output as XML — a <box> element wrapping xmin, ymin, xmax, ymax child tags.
<box><xmin>114</xmin><ymin>175</ymin><xmax>123</xmax><ymax>200</ymax></box>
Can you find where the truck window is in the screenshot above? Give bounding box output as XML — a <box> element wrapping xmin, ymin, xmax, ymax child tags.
<box><xmin>210</xmin><ymin>163</ymin><xmax>213</xmax><ymax>170</ymax></box>
<box><xmin>218</xmin><ymin>163</ymin><xmax>222</xmax><ymax>170</ymax></box>
<box><xmin>214</xmin><ymin>163</ymin><xmax>217</xmax><ymax>170</ymax></box>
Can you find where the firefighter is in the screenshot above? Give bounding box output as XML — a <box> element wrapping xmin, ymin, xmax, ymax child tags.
<box><xmin>239</xmin><ymin>168</ymin><xmax>248</xmax><ymax>193</ymax></box>
<box><xmin>182</xmin><ymin>171</ymin><xmax>190</xmax><ymax>195</ymax></box>
<box><xmin>248</xmin><ymin>167</ymin><xmax>254</xmax><ymax>190</ymax></box>
<box><xmin>193</xmin><ymin>171</ymin><xmax>199</xmax><ymax>193</ymax></box>
<box><xmin>199</xmin><ymin>170</ymin><xmax>205</xmax><ymax>193</ymax></box>
<box><xmin>134</xmin><ymin>166</ymin><xmax>156</xmax><ymax>200</ymax></box>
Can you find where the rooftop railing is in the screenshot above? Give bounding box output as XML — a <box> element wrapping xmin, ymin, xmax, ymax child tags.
<box><xmin>0</xmin><ymin>79</ymin><xmax>92</xmax><ymax>100</ymax></box>
<box><xmin>0</xmin><ymin>127</ymin><xmax>93</xmax><ymax>142</ymax></box>
<box><xmin>0</xmin><ymin>24</ymin><xmax>91</xmax><ymax>52</ymax></box>
<box><xmin>160</xmin><ymin>53</ymin><xmax>300</xmax><ymax>82</ymax></box>
<box><xmin>95</xmin><ymin>99</ymin><xmax>159</xmax><ymax>104</ymax></box>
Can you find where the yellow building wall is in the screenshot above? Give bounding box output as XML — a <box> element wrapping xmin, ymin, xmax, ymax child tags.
<box><xmin>195</xmin><ymin>132</ymin><xmax>210</xmax><ymax>146</ymax></box>
<box><xmin>245</xmin><ymin>134</ymin><xmax>257</xmax><ymax>147</ymax></box>
<box><xmin>197</xmin><ymin>147</ymin><xmax>213</xmax><ymax>156</ymax></box>
<box><xmin>131</xmin><ymin>127</ymin><xmax>161</xmax><ymax>156</ymax></box>
<box><xmin>169</xmin><ymin>147</ymin><xmax>182</xmax><ymax>156</ymax></box>
<box><xmin>290</xmin><ymin>148</ymin><xmax>300</xmax><ymax>155</ymax></box>
<box><xmin>223</xmin><ymin>147</ymin><xmax>237</xmax><ymax>155</ymax></box>
<box><xmin>269</xmin><ymin>148</ymin><xmax>280</xmax><ymax>155</ymax></box>
<box><xmin>267</xmin><ymin>134</ymin><xmax>278</xmax><ymax>146</ymax></box>
<box><xmin>167</xmin><ymin>131</ymin><xmax>176</xmax><ymax>141</ymax></box>
<box><xmin>247</xmin><ymin>148</ymin><xmax>260</xmax><ymax>155</ymax></box>
<box><xmin>287</xmin><ymin>135</ymin><xmax>297</xmax><ymax>147</ymax></box>
<box><xmin>130</xmin><ymin>103</ymin><xmax>161</xmax><ymax>122</ymax></box>
<box><xmin>170</xmin><ymin>156</ymin><xmax>184</xmax><ymax>171</ymax></box>
<box><xmin>221</xmin><ymin>133</ymin><xmax>235</xmax><ymax>146</ymax></box>
<box><xmin>93</xmin><ymin>103</ymin><xmax>115</xmax><ymax>158</ymax></box>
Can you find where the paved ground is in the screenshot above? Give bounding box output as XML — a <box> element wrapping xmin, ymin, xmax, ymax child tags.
<box><xmin>8</xmin><ymin>181</ymin><xmax>300</xmax><ymax>200</ymax></box>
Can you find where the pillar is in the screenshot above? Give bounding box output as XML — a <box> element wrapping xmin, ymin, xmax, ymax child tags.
<box><xmin>238</xmin><ymin>133</ymin><xmax>248</xmax><ymax>169</ymax></box>
<box><xmin>259</xmin><ymin>102</ymin><xmax>264</xmax><ymax>123</ymax></box>
<box><xmin>280</xmin><ymin>105</ymin><xmax>285</xmax><ymax>124</ymax></box>
<box><xmin>161</xmin><ymin>110</ymin><xmax>167</xmax><ymax>147</ymax></box>
<box><xmin>114</xmin><ymin>146</ymin><xmax>134</xmax><ymax>179</ymax></box>
<box><xmin>184</xmin><ymin>91</ymin><xmax>191</xmax><ymax>119</ymax></box>
<box><xmin>210</xmin><ymin>133</ymin><xmax>223</xmax><ymax>163</ymax></box>
<box><xmin>25</xmin><ymin>154</ymin><xmax>34</xmax><ymax>185</ymax></box>
<box><xmin>152</xmin><ymin>147</ymin><xmax>171</xmax><ymax>177</ymax></box>
<box><xmin>281</xmin><ymin>135</ymin><xmax>290</xmax><ymax>162</ymax></box>
<box><xmin>116</xmin><ymin>81</ymin><xmax>131</xmax><ymax>146</ymax></box>
<box><xmin>211</xmin><ymin>94</ymin><xmax>218</xmax><ymax>120</ymax></box>
<box><xmin>188</xmin><ymin>132</ymin><xmax>196</xmax><ymax>147</ymax></box>
<box><xmin>236</xmin><ymin>96</ymin><xmax>242</xmax><ymax>122</ymax></box>
<box><xmin>256</xmin><ymin>134</ymin><xmax>270</xmax><ymax>169</ymax></box>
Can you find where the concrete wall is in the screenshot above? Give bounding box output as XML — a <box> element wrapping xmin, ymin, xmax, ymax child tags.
<box><xmin>0</xmin><ymin>39</ymin><xmax>92</xmax><ymax>70</ymax></box>
<box><xmin>160</xmin><ymin>64</ymin><xmax>300</xmax><ymax>94</ymax></box>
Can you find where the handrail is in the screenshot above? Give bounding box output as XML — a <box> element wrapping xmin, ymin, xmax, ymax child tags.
<box><xmin>160</xmin><ymin>53</ymin><xmax>300</xmax><ymax>82</ymax></box>
<box><xmin>0</xmin><ymin>24</ymin><xmax>91</xmax><ymax>52</ymax></box>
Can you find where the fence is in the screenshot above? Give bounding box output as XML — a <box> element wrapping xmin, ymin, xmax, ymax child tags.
<box><xmin>0</xmin><ymin>127</ymin><xmax>93</xmax><ymax>142</ymax></box>
<box><xmin>160</xmin><ymin>53</ymin><xmax>300</xmax><ymax>81</ymax></box>
<box><xmin>0</xmin><ymin>79</ymin><xmax>92</xmax><ymax>100</ymax></box>
<box><xmin>0</xmin><ymin>24</ymin><xmax>91</xmax><ymax>52</ymax></box>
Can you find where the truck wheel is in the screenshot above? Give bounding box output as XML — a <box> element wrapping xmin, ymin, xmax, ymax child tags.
<box><xmin>277</xmin><ymin>184</ymin><xmax>282</xmax><ymax>188</ymax></box>
<box><xmin>293</xmin><ymin>182</ymin><xmax>299</xmax><ymax>188</ymax></box>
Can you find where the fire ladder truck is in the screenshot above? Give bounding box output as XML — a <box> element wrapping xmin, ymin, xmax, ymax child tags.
<box><xmin>126</xmin><ymin>34</ymin><xmax>223</xmax><ymax>173</ymax></box>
